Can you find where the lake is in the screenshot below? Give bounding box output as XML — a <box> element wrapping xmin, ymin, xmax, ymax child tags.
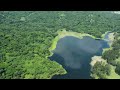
<box><xmin>49</xmin><ymin>35</ymin><xmax>110</xmax><ymax>79</ymax></box>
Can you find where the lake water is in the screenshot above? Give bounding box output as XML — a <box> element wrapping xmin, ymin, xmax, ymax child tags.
<box><xmin>49</xmin><ymin>35</ymin><xmax>110</xmax><ymax>79</ymax></box>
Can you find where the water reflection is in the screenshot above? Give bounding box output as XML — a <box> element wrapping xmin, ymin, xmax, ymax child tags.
<box><xmin>49</xmin><ymin>36</ymin><xmax>109</xmax><ymax>79</ymax></box>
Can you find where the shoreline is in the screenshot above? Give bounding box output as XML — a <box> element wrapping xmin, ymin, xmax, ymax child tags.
<box><xmin>49</xmin><ymin>29</ymin><xmax>112</xmax><ymax>57</ymax></box>
<box><xmin>102</xmin><ymin>32</ymin><xmax>115</xmax><ymax>54</ymax></box>
<box><xmin>90</xmin><ymin>56</ymin><xmax>107</xmax><ymax>67</ymax></box>
<box><xmin>48</xmin><ymin>29</ymin><xmax>113</xmax><ymax>78</ymax></box>
<box><xmin>91</xmin><ymin>32</ymin><xmax>115</xmax><ymax>67</ymax></box>
<box><xmin>48</xmin><ymin>29</ymin><xmax>98</xmax><ymax>78</ymax></box>
<box><xmin>90</xmin><ymin>32</ymin><xmax>117</xmax><ymax>79</ymax></box>
<box><xmin>49</xmin><ymin>28</ymin><xmax>100</xmax><ymax>57</ymax></box>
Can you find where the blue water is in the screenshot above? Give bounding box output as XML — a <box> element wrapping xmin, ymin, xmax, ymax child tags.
<box><xmin>104</xmin><ymin>32</ymin><xmax>111</xmax><ymax>40</ymax></box>
<box><xmin>49</xmin><ymin>35</ymin><xmax>110</xmax><ymax>79</ymax></box>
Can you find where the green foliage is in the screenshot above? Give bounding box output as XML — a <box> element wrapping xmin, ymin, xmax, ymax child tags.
<box><xmin>102</xmin><ymin>33</ymin><xmax>120</xmax><ymax>66</ymax></box>
<box><xmin>1</xmin><ymin>11</ymin><xmax>120</xmax><ymax>79</ymax></box>
<box><xmin>91</xmin><ymin>62</ymin><xmax>111</xmax><ymax>79</ymax></box>
<box><xmin>115</xmin><ymin>62</ymin><xmax>120</xmax><ymax>75</ymax></box>
<box><xmin>102</xmin><ymin>50</ymin><xmax>119</xmax><ymax>65</ymax></box>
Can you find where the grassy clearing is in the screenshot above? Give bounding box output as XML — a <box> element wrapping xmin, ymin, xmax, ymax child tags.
<box><xmin>115</xmin><ymin>57</ymin><xmax>120</xmax><ymax>62</ymax></box>
<box><xmin>106</xmin><ymin>65</ymin><xmax>120</xmax><ymax>79</ymax></box>
<box><xmin>102</xmin><ymin>47</ymin><xmax>113</xmax><ymax>54</ymax></box>
<box><xmin>90</xmin><ymin>56</ymin><xmax>120</xmax><ymax>79</ymax></box>
<box><xmin>90</xmin><ymin>56</ymin><xmax>107</xmax><ymax>66</ymax></box>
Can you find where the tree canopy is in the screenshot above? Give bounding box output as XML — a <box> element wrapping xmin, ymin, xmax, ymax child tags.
<box><xmin>1</xmin><ymin>11</ymin><xmax>120</xmax><ymax>79</ymax></box>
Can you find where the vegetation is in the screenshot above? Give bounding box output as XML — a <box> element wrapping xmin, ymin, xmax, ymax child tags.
<box><xmin>90</xmin><ymin>56</ymin><xmax>106</xmax><ymax>66</ymax></box>
<box><xmin>1</xmin><ymin>11</ymin><xmax>120</xmax><ymax>79</ymax></box>
<box><xmin>91</xmin><ymin>32</ymin><xmax>120</xmax><ymax>79</ymax></box>
<box><xmin>49</xmin><ymin>29</ymin><xmax>97</xmax><ymax>53</ymax></box>
<box><xmin>102</xmin><ymin>33</ymin><xmax>120</xmax><ymax>66</ymax></box>
<box><xmin>115</xmin><ymin>62</ymin><xmax>120</xmax><ymax>75</ymax></box>
<box><xmin>91</xmin><ymin>62</ymin><xmax>111</xmax><ymax>79</ymax></box>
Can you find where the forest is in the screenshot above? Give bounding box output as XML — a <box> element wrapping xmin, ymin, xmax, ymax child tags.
<box><xmin>0</xmin><ymin>11</ymin><xmax>120</xmax><ymax>79</ymax></box>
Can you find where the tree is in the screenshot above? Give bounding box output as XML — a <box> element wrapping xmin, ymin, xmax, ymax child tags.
<box><xmin>115</xmin><ymin>63</ymin><xmax>120</xmax><ymax>75</ymax></box>
<box><xmin>91</xmin><ymin>62</ymin><xmax>111</xmax><ymax>79</ymax></box>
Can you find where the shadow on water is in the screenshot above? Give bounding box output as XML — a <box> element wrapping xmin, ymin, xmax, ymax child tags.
<box><xmin>49</xmin><ymin>36</ymin><xmax>110</xmax><ymax>79</ymax></box>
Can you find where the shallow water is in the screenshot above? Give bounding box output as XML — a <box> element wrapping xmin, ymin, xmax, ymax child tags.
<box><xmin>49</xmin><ymin>36</ymin><xmax>110</xmax><ymax>79</ymax></box>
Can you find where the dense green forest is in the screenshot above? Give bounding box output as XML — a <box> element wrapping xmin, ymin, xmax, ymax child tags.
<box><xmin>0</xmin><ymin>11</ymin><xmax>120</xmax><ymax>79</ymax></box>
